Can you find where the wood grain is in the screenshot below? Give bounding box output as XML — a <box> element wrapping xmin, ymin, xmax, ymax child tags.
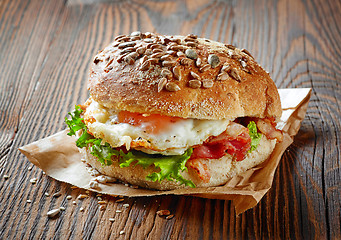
<box><xmin>0</xmin><ymin>0</ymin><xmax>340</xmax><ymax>239</ymax></box>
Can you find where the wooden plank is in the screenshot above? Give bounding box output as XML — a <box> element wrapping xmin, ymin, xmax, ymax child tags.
<box><xmin>0</xmin><ymin>0</ymin><xmax>340</xmax><ymax>239</ymax></box>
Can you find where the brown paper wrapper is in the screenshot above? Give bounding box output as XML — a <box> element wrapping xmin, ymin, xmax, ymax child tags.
<box><xmin>19</xmin><ymin>88</ymin><xmax>311</xmax><ymax>214</ymax></box>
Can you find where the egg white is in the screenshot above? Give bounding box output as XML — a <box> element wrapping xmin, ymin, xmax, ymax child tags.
<box><xmin>84</xmin><ymin>98</ymin><xmax>231</xmax><ymax>155</ymax></box>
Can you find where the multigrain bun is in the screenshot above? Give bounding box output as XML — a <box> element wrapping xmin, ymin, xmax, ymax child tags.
<box><xmin>88</xmin><ymin>32</ymin><xmax>281</xmax><ymax>120</ymax></box>
<box><xmin>79</xmin><ymin>32</ymin><xmax>283</xmax><ymax>190</ymax></box>
<box><xmin>81</xmin><ymin>136</ymin><xmax>276</xmax><ymax>190</ymax></box>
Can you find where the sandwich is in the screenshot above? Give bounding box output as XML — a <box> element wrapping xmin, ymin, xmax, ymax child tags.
<box><xmin>65</xmin><ymin>32</ymin><xmax>283</xmax><ymax>190</ymax></box>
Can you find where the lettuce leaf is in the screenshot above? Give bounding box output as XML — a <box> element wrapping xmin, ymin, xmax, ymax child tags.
<box><xmin>65</xmin><ymin>106</ymin><xmax>195</xmax><ymax>187</ymax></box>
<box><xmin>247</xmin><ymin>121</ymin><xmax>262</xmax><ymax>152</ymax></box>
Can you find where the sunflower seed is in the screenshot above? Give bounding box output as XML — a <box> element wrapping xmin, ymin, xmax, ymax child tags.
<box><xmin>147</xmin><ymin>58</ymin><xmax>159</xmax><ymax>65</ymax></box>
<box><xmin>150</xmin><ymin>52</ymin><xmax>164</xmax><ymax>59</ymax></box>
<box><xmin>118</xmin><ymin>41</ymin><xmax>136</xmax><ymax>49</ymax></box>
<box><xmin>208</xmin><ymin>54</ymin><xmax>220</xmax><ymax>68</ymax></box>
<box><xmin>216</xmin><ymin>72</ymin><xmax>229</xmax><ymax>81</ymax></box>
<box><xmin>170</xmin><ymin>45</ymin><xmax>186</xmax><ymax>51</ymax></box>
<box><xmin>196</xmin><ymin>58</ymin><xmax>202</xmax><ymax>67</ymax></box>
<box><xmin>228</xmin><ymin>68</ymin><xmax>241</xmax><ymax>82</ymax></box>
<box><xmin>190</xmin><ymin>71</ymin><xmax>201</xmax><ymax>79</ymax></box>
<box><xmin>53</xmin><ymin>192</ymin><xmax>61</xmax><ymax>198</ymax></box>
<box><xmin>202</xmin><ymin>79</ymin><xmax>214</xmax><ymax>88</ymax></box>
<box><xmin>160</xmin><ymin>55</ymin><xmax>172</xmax><ymax>61</ymax></box>
<box><xmin>130</xmin><ymin>36</ymin><xmax>140</xmax><ymax>41</ymax></box>
<box><xmin>158</xmin><ymin>78</ymin><xmax>168</xmax><ymax>92</ymax></box>
<box><xmin>242</xmin><ymin>65</ymin><xmax>251</xmax><ymax>73</ymax></box>
<box><xmin>186</xmin><ymin>42</ymin><xmax>198</xmax><ymax>47</ymax></box>
<box><xmin>120</xmin><ymin>47</ymin><xmax>135</xmax><ymax>54</ymax></box>
<box><xmin>118</xmin><ymin>36</ymin><xmax>130</xmax><ymax>42</ymax></box>
<box><xmin>165</xmin><ymin>82</ymin><xmax>180</xmax><ymax>92</ymax></box>
<box><xmin>145</xmin><ymin>32</ymin><xmax>152</xmax><ymax>38</ymax></box>
<box><xmin>241</xmin><ymin>49</ymin><xmax>254</xmax><ymax>58</ymax></box>
<box><xmin>131</xmin><ymin>31</ymin><xmax>141</xmax><ymax>37</ymax></box>
<box><xmin>189</xmin><ymin>79</ymin><xmax>202</xmax><ymax>89</ymax></box>
<box><xmin>161</xmin><ymin>69</ymin><xmax>173</xmax><ymax>79</ymax></box>
<box><xmin>113</xmin><ymin>42</ymin><xmax>120</xmax><ymax>47</ymax></box>
<box><xmin>180</xmin><ymin>58</ymin><xmax>192</xmax><ymax>65</ymax></box>
<box><xmin>184</xmin><ymin>37</ymin><xmax>199</xmax><ymax>43</ymax></box>
<box><xmin>124</xmin><ymin>56</ymin><xmax>134</xmax><ymax>65</ymax></box>
<box><xmin>172</xmin><ymin>66</ymin><xmax>181</xmax><ymax>80</ymax></box>
<box><xmin>140</xmin><ymin>61</ymin><xmax>150</xmax><ymax>71</ymax></box>
<box><xmin>225</xmin><ymin>44</ymin><xmax>236</xmax><ymax>50</ymax></box>
<box><xmin>145</xmin><ymin>49</ymin><xmax>153</xmax><ymax>55</ymax></box>
<box><xmin>114</xmin><ymin>35</ymin><xmax>126</xmax><ymax>41</ymax></box>
<box><xmin>231</xmin><ymin>53</ymin><xmax>241</xmax><ymax>61</ymax></box>
<box><xmin>144</xmin><ymin>38</ymin><xmax>154</xmax><ymax>43</ymax></box>
<box><xmin>166</xmin><ymin>50</ymin><xmax>176</xmax><ymax>56</ymax></box>
<box><xmin>162</xmin><ymin>61</ymin><xmax>176</xmax><ymax>67</ymax></box>
<box><xmin>170</xmin><ymin>38</ymin><xmax>181</xmax><ymax>44</ymax></box>
<box><xmin>185</xmin><ymin>49</ymin><xmax>197</xmax><ymax>60</ymax></box>
<box><xmin>240</xmin><ymin>60</ymin><xmax>247</xmax><ymax>68</ymax></box>
<box><xmin>151</xmin><ymin>44</ymin><xmax>163</xmax><ymax>50</ymax></box>
<box><xmin>117</xmin><ymin>53</ymin><xmax>128</xmax><ymax>63</ymax></box>
<box><xmin>152</xmin><ymin>48</ymin><xmax>163</xmax><ymax>53</ymax></box>
<box><xmin>221</xmin><ymin>64</ymin><xmax>231</xmax><ymax>72</ymax></box>
<box><xmin>199</xmin><ymin>64</ymin><xmax>210</xmax><ymax>72</ymax></box>
<box><xmin>177</xmin><ymin>51</ymin><xmax>185</xmax><ymax>57</ymax></box>
<box><xmin>187</xmin><ymin>33</ymin><xmax>198</xmax><ymax>39</ymax></box>
<box><xmin>78</xmin><ymin>194</ymin><xmax>88</xmax><ymax>200</ymax></box>
<box><xmin>136</xmin><ymin>47</ymin><xmax>146</xmax><ymax>55</ymax></box>
<box><xmin>47</xmin><ymin>209</ymin><xmax>60</xmax><ymax>218</ymax></box>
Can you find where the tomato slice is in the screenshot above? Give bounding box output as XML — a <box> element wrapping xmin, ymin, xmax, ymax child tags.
<box><xmin>117</xmin><ymin>111</ymin><xmax>183</xmax><ymax>134</ymax></box>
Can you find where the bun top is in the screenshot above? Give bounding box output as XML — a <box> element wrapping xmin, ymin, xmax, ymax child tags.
<box><xmin>88</xmin><ymin>32</ymin><xmax>282</xmax><ymax>120</ymax></box>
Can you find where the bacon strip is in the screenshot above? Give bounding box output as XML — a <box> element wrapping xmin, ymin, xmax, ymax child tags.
<box><xmin>256</xmin><ymin>118</ymin><xmax>283</xmax><ymax>142</ymax></box>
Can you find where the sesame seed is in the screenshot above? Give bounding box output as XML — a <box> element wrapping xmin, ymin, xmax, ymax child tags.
<box><xmin>97</xmin><ymin>196</ymin><xmax>103</xmax><ymax>201</ymax></box>
<box><xmin>116</xmin><ymin>210</ymin><xmax>122</xmax><ymax>213</ymax></box>
<box><xmin>109</xmin><ymin>218</ymin><xmax>115</xmax><ymax>222</ymax></box>
<box><xmin>119</xmin><ymin>231</ymin><xmax>125</xmax><ymax>235</ymax></box>
<box><xmin>27</xmin><ymin>200</ymin><xmax>32</xmax><ymax>203</ymax></box>
<box><xmin>123</xmin><ymin>204</ymin><xmax>129</xmax><ymax>208</ymax></box>
<box><xmin>3</xmin><ymin>175</ymin><xmax>9</xmax><ymax>180</ymax></box>
<box><xmin>166</xmin><ymin>214</ymin><xmax>174</xmax><ymax>220</ymax></box>
<box><xmin>66</xmin><ymin>195</ymin><xmax>72</xmax><ymax>200</ymax></box>
<box><xmin>99</xmin><ymin>205</ymin><xmax>106</xmax><ymax>211</ymax></box>
<box><xmin>28</xmin><ymin>166</ymin><xmax>33</xmax><ymax>171</ymax></box>
<box><xmin>59</xmin><ymin>207</ymin><xmax>65</xmax><ymax>211</ymax></box>
<box><xmin>44</xmin><ymin>192</ymin><xmax>50</xmax><ymax>197</ymax></box>
<box><xmin>80</xmin><ymin>207</ymin><xmax>84</xmax><ymax>212</ymax></box>
<box><xmin>98</xmin><ymin>201</ymin><xmax>107</xmax><ymax>205</ymax></box>
<box><xmin>116</xmin><ymin>199</ymin><xmax>124</xmax><ymax>203</ymax></box>
<box><xmin>72</xmin><ymin>201</ymin><xmax>77</xmax><ymax>205</ymax></box>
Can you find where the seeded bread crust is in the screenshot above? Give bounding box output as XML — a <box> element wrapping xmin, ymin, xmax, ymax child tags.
<box><xmin>88</xmin><ymin>32</ymin><xmax>281</xmax><ymax>120</ymax></box>
<box><xmin>81</xmin><ymin>136</ymin><xmax>276</xmax><ymax>190</ymax></box>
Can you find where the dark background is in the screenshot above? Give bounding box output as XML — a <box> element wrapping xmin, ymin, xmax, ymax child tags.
<box><xmin>0</xmin><ymin>0</ymin><xmax>340</xmax><ymax>239</ymax></box>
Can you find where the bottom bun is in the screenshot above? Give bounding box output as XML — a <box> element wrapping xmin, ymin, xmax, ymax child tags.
<box><xmin>80</xmin><ymin>136</ymin><xmax>276</xmax><ymax>190</ymax></box>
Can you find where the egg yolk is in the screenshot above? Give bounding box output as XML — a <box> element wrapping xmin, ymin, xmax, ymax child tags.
<box><xmin>118</xmin><ymin>111</ymin><xmax>183</xmax><ymax>134</ymax></box>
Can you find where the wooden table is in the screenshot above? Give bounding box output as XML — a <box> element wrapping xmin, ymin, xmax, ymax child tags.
<box><xmin>1</xmin><ymin>0</ymin><xmax>340</xmax><ymax>239</ymax></box>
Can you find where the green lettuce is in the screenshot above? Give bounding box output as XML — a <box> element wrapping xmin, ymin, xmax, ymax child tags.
<box><xmin>247</xmin><ymin>121</ymin><xmax>262</xmax><ymax>152</ymax></box>
<box><xmin>65</xmin><ymin>106</ymin><xmax>195</xmax><ymax>187</ymax></box>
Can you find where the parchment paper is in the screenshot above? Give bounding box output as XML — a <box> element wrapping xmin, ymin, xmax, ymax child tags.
<box><xmin>19</xmin><ymin>88</ymin><xmax>311</xmax><ymax>214</ymax></box>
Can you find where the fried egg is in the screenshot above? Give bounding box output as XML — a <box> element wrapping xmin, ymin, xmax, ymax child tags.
<box><xmin>84</xmin><ymin>98</ymin><xmax>231</xmax><ymax>155</ymax></box>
